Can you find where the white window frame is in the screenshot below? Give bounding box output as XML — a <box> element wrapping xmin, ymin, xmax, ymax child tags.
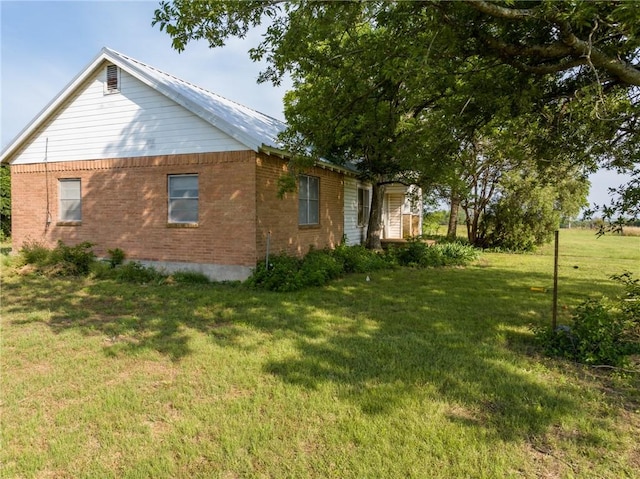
<box><xmin>104</xmin><ymin>64</ymin><xmax>120</xmax><ymax>94</ymax></box>
<box><xmin>357</xmin><ymin>187</ymin><xmax>370</xmax><ymax>227</ymax></box>
<box><xmin>168</xmin><ymin>174</ymin><xmax>199</xmax><ymax>224</ymax></box>
<box><xmin>59</xmin><ymin>179</ymin><xmax>82</xmax><ymax>222</ymax></box>
<box><xmin>298</xmin><ymin>175</ymin><xmax>319</xmax><ymax>226</ymax></box>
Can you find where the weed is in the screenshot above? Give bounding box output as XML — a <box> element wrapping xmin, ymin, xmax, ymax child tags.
<box><xmin>19</xmin><ymin>239</ymin><xmax>51</xmax><ymax>266</ymax></box>
<box><xmin>393</xmin><ymin>238</ymin><xmax>479</xmax><ymax>268</ymax></box>
<box><xmin>107</xmin><ymin>248</ymin><xmax>126</xmax><ymax>268</ymax></box>
<box><xmin>171</xmin><ymin>270</ymin><xmax>211</xmax><ymax>284</ymax></box>
<box><xmin>535</xmin><ymin>272</ymin><xmax>640</xmax><ymax>366</ymax></box>
<box><xmin>51</xmin><ymin>241</ymin><xmax>96</xmax><ymax>275</ymax></box>
<box><xmin>113</xmin><ymin>261</ymin><xmax>166</xmax><ymax>284</ymax></box>
<box><xmin>19</xmin><ymin>240</ymin><xmax>96</xmax><ymax>276</ymax></box>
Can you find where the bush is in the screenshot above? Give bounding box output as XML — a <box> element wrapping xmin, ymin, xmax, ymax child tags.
<box><xmin>247</xmin><ymin>253</ymin><xmax>303</xmax><ymax>292</ymax></box>
<box><xmin>20</xmin><ymin>240</ymin><xmax>96</xmax><ymax>276</ymax></box>
<box><xmin>248</xmin><ymin>246</ymin><xmax>387</xmax><ymax>292</ymax></box>
<box><xmin>332</xmin><ymin>243</ymin><xmax>393</xmax><ymax>273</ymax></box>
<box><xmin>434</xmin><ymin>242</ymin><xmax>480</xmax><ymax>265</ymax></box>
<box><xmin>296</xmin><ymin>248</ymin><xmax>343</xmax><ymax>287</ymax></box>
<box><xmin>20</xmin><ymin>239</ymin><xmax>51</xmax><ymax>266</ymax></box>
<box><xmin>394</xmin><ymin>238</ymin><xmax>431</xmax><ymax>267</ymax></box>
<box><xmin>52</xmin><ymin>241</ymin><xmax>96</xmax><ymax>275</ymax></box>
<box><xmin>535</xmin><ymin>272</ymin><xmax>640</xmax><ymax>366</ymax></box>
<box><xmin>248</xmin><ymin>241</ymin><xmax>479</xmax><ymax>292</ymax></box>
<box><xmin>394</xmin><ymin>239</ymin><xmax>479</xmax><ymax>268</ymax></box>
<box><xmin>0</xmin><ymin>165</ymin><xmax>10</xmax><ymax>240</ymax></box>
<box><xmin>107</xmin><ymin>248</ymin><xmax>126</xmax><ymax>268</ymax></box>
<box><xmin>477</xmin><ymin>176</ymin><xmax>559</xmax><ymax>252</ymax></box>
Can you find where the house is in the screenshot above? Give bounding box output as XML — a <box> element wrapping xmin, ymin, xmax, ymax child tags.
<box><xmin>1</xmin><ymin>48</ymin><xmax>421</xmax><ymax>280</ymax></box>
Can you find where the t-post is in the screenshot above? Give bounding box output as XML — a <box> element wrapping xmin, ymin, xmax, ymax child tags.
<box><xmin>552</xmin><ymin>230</ymin><xmax>559</xmax><ymax>330</ymax></box>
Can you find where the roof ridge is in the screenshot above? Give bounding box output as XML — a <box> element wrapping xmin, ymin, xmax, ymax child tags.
<box><xmin>106</xmin><ymin>47</ymin><xmax>285</xmax><ymax>125</ymax></box>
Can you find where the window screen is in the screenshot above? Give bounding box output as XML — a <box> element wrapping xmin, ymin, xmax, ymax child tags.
<box><xmin>59</xmin><ymin>179</ymin><xmax>81</xmax><ymax>222</ymax></box>
<box><xmin>358</xmin><ymin>187</ymin><xmax>370</xmax><ymax>226</ymax></box>
<box><xmin>298</xmin><ymin>175</ymin><xmax>319</xmax><ymax>225</ymax></box>
<box><xmin>168</xmin><ymin>174</ymin><xmax>198</xmax><ymax>224</ymax></box>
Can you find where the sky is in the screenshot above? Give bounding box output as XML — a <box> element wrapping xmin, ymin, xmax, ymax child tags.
<box><xmin>0</xmin><ymin>0</ymin><xmax>631</xmax><ymax>209</ymax></box>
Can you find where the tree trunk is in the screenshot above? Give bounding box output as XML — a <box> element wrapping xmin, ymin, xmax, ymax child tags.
<box><xmin>469</xmin><ymin>207</ymin><xmax>481</xmax><ymax>245</ymax></box>
<box><xmin>365</xmin><ymin>182</ymin><xmax>386</xmax><ymax>250</ymax></box>
<box><xmin>447</xmin><ymin>192</ymin><xmax>460</xmax><ymax>240</ymax></box>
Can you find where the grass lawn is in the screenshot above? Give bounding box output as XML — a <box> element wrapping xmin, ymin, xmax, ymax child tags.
<box><xmin>1</xmin><ymin>229</ymin><xmax>639</xmax><ymax>478</ymax></box>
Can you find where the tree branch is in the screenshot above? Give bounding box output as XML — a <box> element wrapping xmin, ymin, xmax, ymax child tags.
<box><xmin>464</xmin><ymin>0</ymin><xmax>538</xmax><ymax>20</ymax></box>
<box><xmin>466</xmin><ymin>1</ymin><xmax>640</xmax><ymax>86</ymax></box>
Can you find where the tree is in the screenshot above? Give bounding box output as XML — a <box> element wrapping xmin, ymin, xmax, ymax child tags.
<box><xmin>0</xmin><ymin>165</ymin><xmax>10</xmax><ymax>239</ymax></box>
<box><xmin>457</xmin><ymin>1</ymin><xmax>640</xmax><ymax>88</ymax></box>
<box><xmin>476</xmin><ymin>165</ymin><xmax>589</xmax><ymax>251</ymax></box>
<box><xmin>433</xmin><ymin>1</ymin><xmax>640</xmax><ymax>222</ymax></box>
<box><xmin>155</xmin><ymin>1</ymin><xmax>463</xmax><ymax>249</ymax></box>
<box><xmin>153</xmin><ymin>0</ymin><xmax>640</xmax><ymax>229</ymax></box>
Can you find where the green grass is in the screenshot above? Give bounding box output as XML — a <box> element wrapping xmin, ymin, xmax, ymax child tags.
<box><xmin>1</xmin><ymin>229</ymin><xmax>639</xmax><ymax>478</ymax></box>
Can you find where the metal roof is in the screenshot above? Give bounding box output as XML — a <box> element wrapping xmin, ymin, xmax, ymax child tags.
<box><xmin>1</xmin><ymin>47</ymin><xmax>288</xmax><ymax>162</ymax></box>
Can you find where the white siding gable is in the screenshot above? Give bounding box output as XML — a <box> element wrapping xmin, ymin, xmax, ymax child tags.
<box><xmin>10</xmin><ymin>66</ymin><xmax>247</xmax><ymax>165</ymax></box>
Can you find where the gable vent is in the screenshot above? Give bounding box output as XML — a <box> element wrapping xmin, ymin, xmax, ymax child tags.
<box><xmin>105</xmin><ymin>65</ymin><xmax>119</xmax><ymax>93</ymax></box>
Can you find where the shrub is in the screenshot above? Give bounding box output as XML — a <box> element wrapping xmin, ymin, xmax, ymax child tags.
<box><xmin>296</xmin><ymin>248</ymin><xmax>343</xmax><ymax>287</ymax></box>
<box><xmin>535</xmin><ymin>272</ymin><xmax>640</xmax><ymax>366</ymax></box>
<box><xmin>0</xmin><ymin>165</ymin><xmax>10</xmax><ymax>240</ymax></box>
<box><xmin>332</xmin><ymin>243</ymin><xmax>392</xmax><ymax>273</ymax></box>
<box><xmin>477</xmin><ymin>176</ymin><xmax>560</xmax><ymax>252</ymax></box>
<box><xmin>19</xmin><ymin>240</ymin><xmax>96</xmax><ymax>276</ymax></box>
<box><xmin>394</xmin><ymin>239</ymin><xmax>479</xmax><ymax>268</ymax></box>
<box><xmin>248</xmin><ymin>241</ymin><xmax>479</xmax><ymax>292</ymax></box>
<box><xmin>20</xmin><ymin>239</ymin><xmax>52</xmax><ymax>266</ymax></box>
<box><xmin>394</xmin><ymin>238</ymin><xmax>431</xmax><ymax>267</ymax></box>
<box><xmin>434</xmin><ymin>242</ymin><xmax>480</xmax><ymax>266</ymax></box>
<box><xmin>51</xmin><ymin>241</ymin><xmax>96</xmax><ymax>275</ymax></box>
<box><xmin>247</xmin><ymin>254</ymin><xmax>303</xmax><ymax>292</ymax></box>
<box><xmin>107</xmin><ymin>248</ymin><xmax>126</xmax><ymax>268</ymax></box>
<box><xmin>249</xmin><ymin>248</ymin><xmax>351</xmax><ymax>292</ymax></box>
<box><xmin>422</xmin><ymin>210</ymin><xmax>447</xmax><ymax>236</ymax></box>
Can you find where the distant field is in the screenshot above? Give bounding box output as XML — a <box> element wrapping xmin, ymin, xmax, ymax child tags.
<box><xmin>1</xmin><ymin>230</ymin><xmax>638</xmax><ymax>478</ymax></box>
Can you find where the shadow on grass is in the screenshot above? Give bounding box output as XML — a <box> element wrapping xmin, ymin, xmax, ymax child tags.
<box><xmin>1</xmin><ymin>264</ymin><xmax>629</xmax><ymax>442</ymax></box>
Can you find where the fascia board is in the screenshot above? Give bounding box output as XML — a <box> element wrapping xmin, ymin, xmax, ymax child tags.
<box><xmin>259</xmin><ymin>145</ymin><xmax>359</xmax><ymax>177</ymax></box>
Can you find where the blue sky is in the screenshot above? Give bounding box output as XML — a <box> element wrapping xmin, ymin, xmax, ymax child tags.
<box><xmin>1</xmin><ymin>1</ymin><xmax>290</xmax><ymax>146</ymax></box>
<box><xmin>0</xmin><ymin>0</ymin><xmax>630</xmax><ymax>208</ymax></box>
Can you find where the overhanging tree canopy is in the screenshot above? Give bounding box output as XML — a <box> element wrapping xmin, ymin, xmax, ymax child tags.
<box><xmin>153</xmin><ymin>0</ymin><xmax>640</xmax><ymax>228</ymax></box>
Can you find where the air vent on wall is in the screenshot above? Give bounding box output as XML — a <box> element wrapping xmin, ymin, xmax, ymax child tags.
<box><xmin>106</xmin><ymin>64</ymin><xmax>119</xmax><ymax>93</ymax></box>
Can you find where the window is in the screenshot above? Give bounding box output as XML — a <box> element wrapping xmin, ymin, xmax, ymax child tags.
<box><xmin>59</xmin><ymin>179</ymin><xmax>81</xmax><ymax>222</ymax></box>
<box><xmin>298</xmin><ymin>175</ymin><xmax>319</xmax><ymax>225</ymax></box>
<box><xmin>105</xmin><ymin>65</ymin><xmax>120</xmax><ymax>93</ymax></box>
<box><xmin>358</xmin><ymin>187</ymin><xmax>370</xmax><ymax>226</ymax></box>
<box><xmin>168</xmin><ymin>174</ymin><xmax>199</xmax><ymax>224</ymax></box>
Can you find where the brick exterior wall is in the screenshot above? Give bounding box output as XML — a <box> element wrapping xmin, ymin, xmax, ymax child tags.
<box><xmin>10</xmin><ymin>151</ymin><xmax>257</xmax><ymax>267</ymax></box>
<box><xmin>10</xmin><ymin>151</ymin><xmax>346</xmax><ymax>269</ymax></box>
<box><xmin>255</xmin><ymin>153</ymin><xmax>344</xmax><ymax>258</ymax></box>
